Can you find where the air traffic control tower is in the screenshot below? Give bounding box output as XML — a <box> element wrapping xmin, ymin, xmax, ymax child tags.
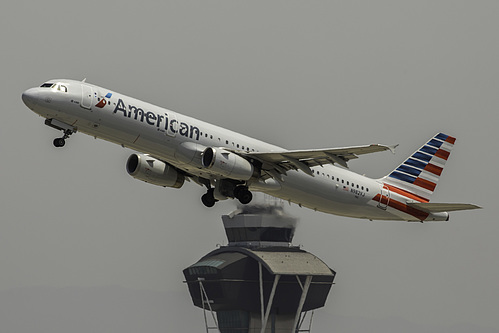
<box><xmin>183</xmin><ymin>205</ymin><xmax>336</xmax><ymax>332</ymax></box>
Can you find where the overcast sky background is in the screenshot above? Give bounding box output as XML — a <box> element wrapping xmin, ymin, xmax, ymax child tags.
<box><xmin>1</xmin><ymin>1</ymin><xmax>498</xmax><ymax>332</ymax></box>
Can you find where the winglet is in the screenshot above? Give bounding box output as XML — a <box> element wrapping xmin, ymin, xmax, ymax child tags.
<box><xmin>387</xmin><ymin>144</ymin><xmax>399</xmax><ymax>154</ymax></box>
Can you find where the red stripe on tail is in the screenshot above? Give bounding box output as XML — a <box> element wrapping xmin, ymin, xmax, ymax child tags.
<box><xmin>424</xmin><ymin>163</ymin><xmax>443</xmax><ymax>176</ymax></box>
<box><xmin>372</xmin><ymin>194</ymin><xmax>430</xmax><ymax>221</ymax></box>
<box><xmin>446</xmin><ymin>136</ymin><xmax>456</xmax><ymax>144</ymax></box>
<box><xmin>435</xmin><ymin>149</ymin><xmax>450</xmax><ymax>160</ymax></box>
<box><xmin>385</xmin><ymin>184</ymin><xmax>430</xmax><ymax>203</ymax></box>
<box><xmin>413</xmin><ymin>178</ymin><xmax>437</xmax><ymax>192</ymax></box>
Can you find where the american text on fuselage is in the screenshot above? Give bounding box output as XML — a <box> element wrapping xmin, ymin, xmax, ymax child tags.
<box><xmin>113</xmin><ymin>99</ymin><xmax>201</xmax><ymax>140</ymax></box>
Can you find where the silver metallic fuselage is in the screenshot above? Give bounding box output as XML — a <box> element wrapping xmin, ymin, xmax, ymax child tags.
<box><xmin>22</xmin><ymin>79</ymin><xmax>449</xmax><ymax>221</ymax></box>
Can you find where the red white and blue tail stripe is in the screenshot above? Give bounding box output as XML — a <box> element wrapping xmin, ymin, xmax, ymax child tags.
<box><xmin>381</xmin><ymin>133</ymin><xmax>456</xmax><ymax>203</ymax></box>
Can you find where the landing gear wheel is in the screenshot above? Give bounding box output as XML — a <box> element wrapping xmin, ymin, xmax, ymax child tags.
<box><xmin>235</xmin><ymin>187</ymin><xmax>253</xmax><ymax>205</ymax></box>
<box><xmin>201</xmin><ymin>189</ymin><xmax>217</xmax><ymax>208</ymax></box>
<box><xmin>53</xmin><ymin>138</ymin><xmax>66</xmax><ymax>147</ymax></box>
<box><xmin>45</xmin><ymin>119</ymin><xmax>75</xmax><ymax>147</ymax></box>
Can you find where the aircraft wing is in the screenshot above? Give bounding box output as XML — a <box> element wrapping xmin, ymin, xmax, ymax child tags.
<box><xmin>407</xmin><ymin>202</ymin><xmax>482</xmax><ymax>213</ymax></box>
<box><xmin>244</xmin><ymin>144</ymin><xmax>397</xmax><ymax>178</ymax></box>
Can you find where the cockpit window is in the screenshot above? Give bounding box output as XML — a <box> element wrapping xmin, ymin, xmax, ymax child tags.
<box><xmin>39</xmin><ymin>82</ymin><xmax>68</xmax><ymax>92</ymax></box>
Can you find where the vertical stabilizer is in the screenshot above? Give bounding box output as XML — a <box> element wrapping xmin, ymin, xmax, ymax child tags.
<box><xmin>381</xmin><ymin>133</ymin><xmax>456</xmax><ymax>202</ymax></box>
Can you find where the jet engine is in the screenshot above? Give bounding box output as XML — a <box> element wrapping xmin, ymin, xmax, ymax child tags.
<box><xmin>201</xmin><ymin>147</ymin><xmax>255</xmax><ymax>180</ymax></box>
<box><xmin>126</xmin><ymin>154</ymin><xmax>184</xmax><ymax>188</ymax></box>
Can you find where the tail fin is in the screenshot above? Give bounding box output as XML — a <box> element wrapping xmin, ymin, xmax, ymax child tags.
<box><xmin>381</xmin><ymin>133</ymin><xmax>456</xmax><ymax>202</ymax></box>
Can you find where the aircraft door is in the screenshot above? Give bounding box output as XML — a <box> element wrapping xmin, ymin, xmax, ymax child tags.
<box><xmin>377</xmin><ymin>185</ymin><xmax>390</xmax><ymax>210</ymax></box>
<box><xmin>81</xmin><ymin>85</ymin><xmax>93</xmax><ymax>110</ymax></box>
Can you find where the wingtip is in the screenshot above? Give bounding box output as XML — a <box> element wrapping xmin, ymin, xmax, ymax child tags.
<box><xmin>388</xmin><ymin>144</ymin><xmax>399</xmax><ymax>154</ymax></box>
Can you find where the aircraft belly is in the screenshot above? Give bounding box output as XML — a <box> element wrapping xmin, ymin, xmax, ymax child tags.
<box><xmin>258</xmin><ymin>171</ymin><xmax>400</xmax><ymax>220</ymax></box>
<box><xmin>262</xmin><ymin>172</ymin><xmax>349</xmax><ymax>216</ymax></box>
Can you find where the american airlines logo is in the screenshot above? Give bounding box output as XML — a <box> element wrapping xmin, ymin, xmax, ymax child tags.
<box><xmin>113</xmin><ymin>98</ymin><xmax>200</xmax><ymax>140</ymax></box>
<box><xmin>95</xmin><ymin>92</ymin><xmax>113</xmax><ymax>108</ymax></box>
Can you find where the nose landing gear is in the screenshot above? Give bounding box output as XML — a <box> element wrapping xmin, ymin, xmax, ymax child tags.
<box><xmin>44</xmin><ymin>119</ymin><xmax>76</xmax><ymax>148</ymax></box>
<box><xmin>52</xmin><ymin>129</ymin><xmax>73</xmax><ymax>147</ymax></box>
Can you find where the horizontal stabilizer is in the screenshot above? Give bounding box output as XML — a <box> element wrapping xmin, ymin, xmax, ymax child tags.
<box><xmin>407</xmin><ymin>202</ymin><xmax>481</xmax><ymax>213</ymax></box>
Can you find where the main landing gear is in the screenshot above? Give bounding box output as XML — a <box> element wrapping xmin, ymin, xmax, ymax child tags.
<box><xmin>201</xmin><ymin>188</ymin><xmax>217</xmax><ymax>208</ymax></box>
<box><xmin>234</xmin><ymin>186</ymin><xmax>253</xmax><ymax>204</ymax></box>
<box><xmin>44</xmin><ymin>119</ymin><xmax>76</xmax><ymax>148</ymax></box>
<box><xmin>201</xmin><ymin>183</ymin><xmax>253</xmax><ymax>208</ymax></box>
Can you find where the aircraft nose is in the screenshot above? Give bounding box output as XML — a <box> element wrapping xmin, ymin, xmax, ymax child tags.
<box><xmin>22</xmin><ymin>88</ymin><xmax>39</xmax><ymax>108</ymax></box>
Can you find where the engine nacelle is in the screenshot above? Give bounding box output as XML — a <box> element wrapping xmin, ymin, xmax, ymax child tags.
<box><xmin>126</xmin><ymin>154</ymin><xmax>184</xmax><ymax>188</ymax></box>
<box><xmin>201</xmin><ymin>147</ymin><xmax>255</xmax><ymax>181</ymax></box>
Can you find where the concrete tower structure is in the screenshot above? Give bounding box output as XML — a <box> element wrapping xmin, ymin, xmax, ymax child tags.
<box><xmin>183</xmin><ymin>205</ymin><xmax>336</xmax><ymax>333</ymax></box>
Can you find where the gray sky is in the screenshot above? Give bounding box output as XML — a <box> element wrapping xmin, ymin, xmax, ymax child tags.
<box><xmin>1</xmin><ymin>1</ymin><xmax>498</xmax><ymax>332</ymax></box>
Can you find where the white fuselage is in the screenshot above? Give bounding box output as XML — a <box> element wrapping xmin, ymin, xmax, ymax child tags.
<box><xmin>22</xmin><ymin>79</ymin><xmax>448</xmax><ymax>221</ymax></box>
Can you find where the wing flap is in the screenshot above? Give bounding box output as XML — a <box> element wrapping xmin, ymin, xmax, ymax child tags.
<box><xmin>407</xmin><ymin>202</ymin><xmax>481</xmax><ymax>213</ymax></box>
<box><xmin>246</xmin><ymin>144</ymin><xmax>396</xmax><ymax>172</ymax></box>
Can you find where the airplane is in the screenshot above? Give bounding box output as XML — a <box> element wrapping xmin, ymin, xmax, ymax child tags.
<box><xmin>21</xmin><ymin>79</ymin><xmax>480</xmax><ymax>222</ymax></box>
